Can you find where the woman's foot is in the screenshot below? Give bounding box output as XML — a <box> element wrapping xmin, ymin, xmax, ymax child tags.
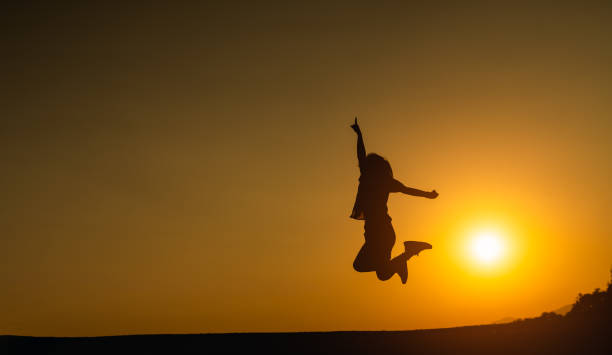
<box><xmin>404</xmin><ymin>241</ymin><xmax>432</xmax><ymax>258</ymax></box>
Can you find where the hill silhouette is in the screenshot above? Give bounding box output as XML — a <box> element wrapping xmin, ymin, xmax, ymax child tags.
<box><xmin>2</xmin><ymin>269</ymin><xmax>611</xmax><ymax>354</ymax></box>
<box><xmin>494</xmin><ymin>303</ymin><xmax>573</xmax><ymax>324</ymax></box>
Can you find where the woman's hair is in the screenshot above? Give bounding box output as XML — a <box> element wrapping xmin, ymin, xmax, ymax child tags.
<box><xmin>363</xmin><ymin>153</ymin><xmax>393</xmax><ymax>178</ymax></box>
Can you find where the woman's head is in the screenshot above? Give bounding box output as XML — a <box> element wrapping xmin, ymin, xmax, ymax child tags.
<box><xmin>364</xmin><ymin>153</ymin><xmax>393</xmax><ymax>178</ymax></box>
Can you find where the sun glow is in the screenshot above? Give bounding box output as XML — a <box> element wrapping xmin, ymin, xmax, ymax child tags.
<box><xmin>470</xmin><ymin>230</ymin><xmax>506</xmax><ymax>265</ymax></box>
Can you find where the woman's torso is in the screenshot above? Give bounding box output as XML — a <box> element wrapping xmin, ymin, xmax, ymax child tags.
<box><xmin>351</xmin><ymin>175</ymin><xmax>392</xmax><ymax>221</ymax></box>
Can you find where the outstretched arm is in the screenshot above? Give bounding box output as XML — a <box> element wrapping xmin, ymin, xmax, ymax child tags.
<box><xmin>390</xmin><ymin>179</ymin><xmax>438</xmax><ymax>199</ymax></box>
<box><xmin>351</xmin><ymin>117</ymin><xmax>366</xmax><ymax>173</ymax></box>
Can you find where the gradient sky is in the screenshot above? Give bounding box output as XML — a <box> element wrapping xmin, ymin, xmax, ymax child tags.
<box><xmin>2</xmin><ymin>2</ymin><xmax>612</xmax><ymax>336</ymax></box>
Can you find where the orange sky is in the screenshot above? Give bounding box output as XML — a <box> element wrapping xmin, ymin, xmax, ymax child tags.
<box><xmin>2</xmin><ymin>2</ymin><xmax>612</xmax><ymax>336</ymax></box>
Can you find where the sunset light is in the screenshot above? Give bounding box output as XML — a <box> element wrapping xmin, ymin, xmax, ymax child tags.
<box><xmin>3</xmin><ymin>4</ymin><xmax>612</xmax><ymax>351</ymax></box>
<box><xmin>470</xmin><ymin>230</ymin><xmax>505</xmax><ymax>265</ymax></box>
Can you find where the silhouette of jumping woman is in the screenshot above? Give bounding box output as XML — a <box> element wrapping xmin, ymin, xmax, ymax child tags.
<box><xmin>350</xmin><ymin>118</ymin><xmax>438</xmax><ymax>284</ymax></box>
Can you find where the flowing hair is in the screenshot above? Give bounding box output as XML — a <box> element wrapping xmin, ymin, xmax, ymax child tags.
<box><xmin>363</xmin><ymin>153</ymin><xmax>393</xmax><ymax>179</ymax></box>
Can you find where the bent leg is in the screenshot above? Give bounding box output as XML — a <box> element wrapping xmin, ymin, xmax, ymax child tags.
<box><xmin>375</xmin><ymin>254</ymin><xmax>406</xmax><ymax>281</ymax></box>
<box><xmin>353</xmin><ymin>243</ymin><xmax>378</xmax><ymax>272</ymax></box>
<box><xmin>355</xmin><ymin>217</ymin><xmax>401</xmax><ymax>280</ymax></box>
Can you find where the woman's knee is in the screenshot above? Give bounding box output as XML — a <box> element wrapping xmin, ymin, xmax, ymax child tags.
<box><xmin>353</xmin><ymin>258</ymin><xmax>367</xmax><ymax>272</ymax></box>
<box><xmin>353</xmin><ymin>258</ymin><xmax>376</xmax><ymax>272</ymax></box>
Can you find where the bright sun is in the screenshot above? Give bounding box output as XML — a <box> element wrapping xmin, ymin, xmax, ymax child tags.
<box><xmin>470</xmin><ymin>231</ymin><xmax>505</xmax><ymax>265</ymax></box>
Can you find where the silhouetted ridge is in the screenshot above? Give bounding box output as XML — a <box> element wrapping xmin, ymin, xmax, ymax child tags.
<box><xmin>511</xmin><ymin>268</ymin><xmax>612</xmax><ymax>325</ymax></box>
<box><xmin>567</xmin><ymin>272</ymin><xmax>612</xmax><ymax>317</ymax></box>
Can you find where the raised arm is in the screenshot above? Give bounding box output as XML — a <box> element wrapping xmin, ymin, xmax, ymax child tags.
<box><xmin>389</xmin><ymin>178</ymin><xmax>438</xmax><ymax>199</ymax></box>
<box><xmin>351</xmin><ymin>117</ymin><xmax>366</xmax><ymax>173</ymax></box>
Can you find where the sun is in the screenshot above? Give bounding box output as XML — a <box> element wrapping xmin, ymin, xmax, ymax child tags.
<box><xmin>453</xmin><ymin>219</ymin><xmax>519</xmax><ymax>275</ymax></box>
<box><xmin>470</xmin><ymin>230</ymin><xmax>505</xmax><ymax>265</ymax></box>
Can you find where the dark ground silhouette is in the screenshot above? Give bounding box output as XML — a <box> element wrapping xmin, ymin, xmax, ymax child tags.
<box><xmin>3</xmin><ymin>269</ymin><xmax>611</xmax><ymax>354</ymax></box>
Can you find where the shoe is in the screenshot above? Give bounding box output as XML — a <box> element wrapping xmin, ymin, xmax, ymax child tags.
<box><xmin>397</xmin><ymin>259</ymin><xmax>408</xmax><ymax>284</ymax></box>
<box><xmin>404</xmin><ymin>241</ymin><xmax>432</xmax><ymax>258</ymax></box>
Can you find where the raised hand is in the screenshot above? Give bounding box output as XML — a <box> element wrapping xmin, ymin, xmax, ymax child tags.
<box><xmin>351</xmin><ymin>117</ymin><xmax>361</xmax><ymax>135</ymax></box>
<box><xmin>428</xmin><ymin>190</ymin><xmax>439</xmax><ymax>199</ymax></box>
